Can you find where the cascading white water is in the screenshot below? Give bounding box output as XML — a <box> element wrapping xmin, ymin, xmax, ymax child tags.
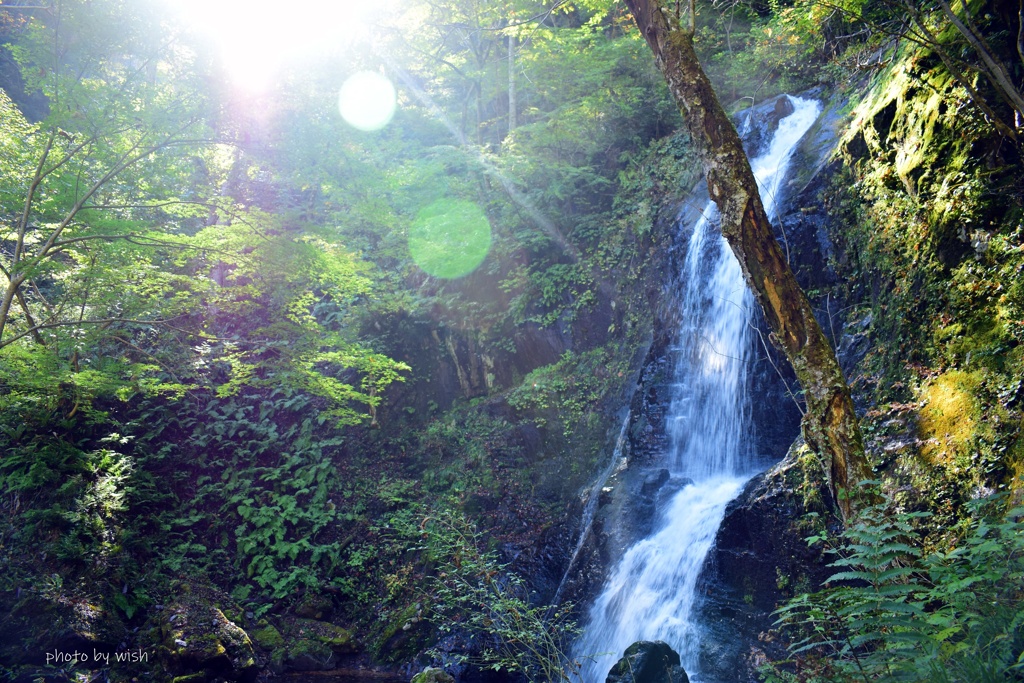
<box><xmin>574</xmin><ymin>96</ymin><xmax>821</xmax><ymax>683</ymax></box>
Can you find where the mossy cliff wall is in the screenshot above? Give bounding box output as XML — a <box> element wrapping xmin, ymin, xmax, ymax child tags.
<box><xmin>713</xmin><ymin>33</ymin><xmax>1024</xmax><ymax>678</ymax></box>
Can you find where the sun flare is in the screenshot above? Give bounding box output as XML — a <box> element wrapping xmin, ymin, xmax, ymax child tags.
<box><xmin>166</xmin><ymin>0</ymin><xmax>382</xmax><ymax>90</ymax></box>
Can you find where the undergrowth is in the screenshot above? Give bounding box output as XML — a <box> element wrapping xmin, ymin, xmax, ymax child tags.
<box><xmin>769</xmin><ymin>486</ymin><xmax>1024</xmax><ymax>682</ymax></box>
<box><xmin>422</xmin><ymin>511</ymin><xmax>582</xmax><ymax>682</ymax></box>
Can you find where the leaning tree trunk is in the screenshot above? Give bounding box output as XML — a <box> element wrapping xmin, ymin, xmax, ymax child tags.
<box><xmin>623</xmin><ymin>0</ymin><xmax>871</xmax><ymax>519</ymax></box>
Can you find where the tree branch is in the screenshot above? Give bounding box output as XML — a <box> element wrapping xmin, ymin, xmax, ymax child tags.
<box><xmin>14</xmin><ymin>289</ymin><xmax>45</xmax><ymax>345</ymax></box>
<box><xmin>0</xmin><ymin>316</ymin><xmax>177</xmax><ymax>350</ymax></box>
<box><xmin>15</xmin><ymin>129</ymin><xmax>56</xmax><ymax>266</ymax></box>
<box><xmin>936</xmin><ymin>0</ymin><xmax>1024</xmax><ymax>119</ymax></box>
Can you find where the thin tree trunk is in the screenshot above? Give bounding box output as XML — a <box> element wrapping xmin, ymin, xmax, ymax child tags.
<box><xmin>902</xmin><ymin>0</ymin><xmax>1018</xmax><ymax>140</ymax></box>
<box><xmin>0</xmin><ymin>276</ymin><xmax>25</xmax><ymax>346</ymax></box>
<box><xmin>936</xmin><ymin>0</ymin><xmax>1024</xmax><ymax>120</ymax></box>
<box><xmin>1018</xmin><ymin>0</ymin><xmax>1024</xmax><ymax>71</ymax></box>
<box><xmin>623</xmin><ymin>0</ymin><xmax>871</xmax><ymax>519</ymax></box>
<box><xmin>15</xmin><ymin>290</ymin><xmax>45</xmax><ymax>345</ymax></box>
<box><xmin>508</xmin><ymin>31</ymin><xmax>517</xmax><ymax>133</ymax></box>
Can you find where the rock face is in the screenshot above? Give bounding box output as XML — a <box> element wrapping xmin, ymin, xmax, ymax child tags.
<box><xmin>693</xmin><ymin>440</ymin><xmax>839</xmax><ymax>681</ymax></box>
<box><xmin>604</xmin><ymin>641</ymin><xmax>689</xmax><ymax>683</ymax></box>
<box><xmin>716</xmin><ymin>440</ymin><xmax>836</xmax><ymax>613</ymax></box>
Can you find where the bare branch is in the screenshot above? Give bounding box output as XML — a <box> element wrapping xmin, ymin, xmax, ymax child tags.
<box><xmin>15</xmin><ymin>129</ymin><xmax>56</xmax><ymax>266</ymax></box>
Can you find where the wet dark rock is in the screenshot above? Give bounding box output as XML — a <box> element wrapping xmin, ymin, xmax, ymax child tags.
<box><xmin>693</xmin><ymin>440</ymin><xmax>838</xmax><ymax>681</ymax></box>
<box><xmin>641</xmin><ymin>469</ymin><xmax>671</xmax><ymax>495</ymax></box>
<box><xmin>605</xmin><ymin>641</ymin><xmax>689</xmax><ymax>683</ymax></box>
<box><xmin>716</xmin><ymin>440</ymin><xmax>835</xmax><ymax>612</ymax></box>
<box><xmin>738</xmin><ymin>94</ymin><xmax>799</xmax><ymax>159</ymax></box>
<box><xmin>0</xmin><ymin>591</ymin><xmax>126</xmax><ymax>668</ymax></box>
<box><xmin>775</xmin><ymin>95</ymin><xmax>796</xmax><ymax>118</ymax></box>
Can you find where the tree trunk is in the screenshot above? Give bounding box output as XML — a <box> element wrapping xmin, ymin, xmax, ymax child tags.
<box><xmin>623</xmin><ymin>0</ymin><xmax>871</xmax><ymax>519</ymax></box>
<box><xmin>0</xmin><ymin>276</ymin><xmax>25</xmax><ymax>347</ymax></box>
<box><xmin>508</xmin><ymin>31</ymin><xmax>517</xmax><ymax>133</ymax></box>
<box><xmin>936</xmin><ymin>0</ymin><xmax>1024</xmax><ymax>122</ymax></box>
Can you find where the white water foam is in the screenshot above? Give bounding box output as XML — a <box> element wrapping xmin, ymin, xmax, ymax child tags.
<box><xmin>574</xmin><ymin>96</ymin><xmax>821</xmax><ymax>683</ymax></box>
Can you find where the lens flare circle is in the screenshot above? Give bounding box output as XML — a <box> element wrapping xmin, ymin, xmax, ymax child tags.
<box><xmin>338</xmin><ymin>71</ymin><xmax>397</xmax><ymax>131</ymax></box>
<box><xmin>409</xmin><ymin>199</ymin><xmax>491</xmax><ymax>279</ymax></box>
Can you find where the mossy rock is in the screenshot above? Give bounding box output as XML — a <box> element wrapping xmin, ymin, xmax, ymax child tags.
<box><xmin>220</xmin><ymin>605</ymin><xmax>245</xmax><ymax>626</ymax></box>
<box><xmin>411</xmin><ymin>667</ymin><xmax>454</xmax><ymax>683</ymax></box>
<box><xmin>249</xmin><ymin>623</ymin><xmax>284</xmax><ymax>650</ymax></box>
<box><xmin>170</xmin><ymin>673</ymin><xmax>209</xmax><ymax>683</ymax></box>
<box><xmin>288</xmin><ymin>617</ymin><xmax>356</xmax><ymax>654</ymax></box>
<box><xmin>157</xmin><ymin>589</ymin><xmax>257</xmax><ymax>682</ymax></box>
<box><xmin>273</xmin><ymin>616</ymin><xmax>359</xmax><ymax>672</ymax></box>
<box><xmin>293</xmin><ymin>593</ymin><xmax>333</xmax><ymax>620</ymax></box>
<box><xmin>367</xmin><ymin>602</ymin><xmax>426</xmax><ymax>663</ymax></box>
<box><xmin>919</xmin><ymin>370</ymin><xmax>984</xmax><ymax>467</ymax></box>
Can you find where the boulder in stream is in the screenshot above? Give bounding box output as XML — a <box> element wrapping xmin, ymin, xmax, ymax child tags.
<box><xmin>604</xmin><ymin>641</ymin><xmax>689</xmax><ymax>683</ymax></box>
<box><xmin>411</xmin><ymin>667</ymin><xmax>455</xmax><ymax>683</ymax></box>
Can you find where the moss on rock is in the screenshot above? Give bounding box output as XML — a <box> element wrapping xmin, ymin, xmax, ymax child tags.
<box><xmin>919</xmin><ymin>370</ymin><xmax>983</xmax><ymax>466</ymax></box>
<box><xmin>156</xmin><ymin>587</ymin><xmax>257</xmax><ymax>682</ymax></box>
<box><xmin>411</xmin><ymin>667</ymin><xmax>455</xmax><ymax>683</ymax></box>
<box><xmin>249</xmin><ymin>622</ymin><xmax>284</xmax><ymax>650</ymax></box>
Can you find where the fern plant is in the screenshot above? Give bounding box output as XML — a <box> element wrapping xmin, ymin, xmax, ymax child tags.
<box><xmin>775</xmin><ymin>488</ymin><xmax>1024</xmax><ymax>683</ymax></box>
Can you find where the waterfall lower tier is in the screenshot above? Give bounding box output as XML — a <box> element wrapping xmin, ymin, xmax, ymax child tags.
<box><xmin>575</xmin><ymin>477</ymin><xmax>745</xmax><ymax>681</ymax></box>
<box><xmin>573</xmin><ymin>95</ymin><xmax>821</xmax><ymax>683</ymax></box>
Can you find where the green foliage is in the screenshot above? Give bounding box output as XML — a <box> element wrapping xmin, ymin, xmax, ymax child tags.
<box><xmin>508</xmin><ymin>346</ymin><xmax>629</xmax><ymax>435</ymax></box>
<box><xmin>502</xmin><ymin>14</ymin><xmax>679</xmax><ymax>211</ymax></box>
<box><xmin>423</xmin><ymin>511</ymin><xmax>582</xmax><ymax>682</ymax></box>
<box><xmin>1</xmin><ymin>436</ymin><xmax>134</xmax><ymax>569</ymax></box>
<box><xmin>0</xmin><ymin>0</ymin><xmax>690</xmax><ymax>672</ymax></box>
<box><xmin>775</xmin><ymin>489</ymin><xmax>1024</xmax><ymax>682</ymax></box>
<box><xmin>132</xmin><ymin>391</ymin><xmax>351</xmax><ymax>600</ymax></box>
<box><xmin>502</xmin><ymin>261</ymin><xmax>597</xmax><ymax>326</ymax></box>
<box><xmin>418</xmin><ymin>408</ymin><xmax>514</xmax><ymax>496</ymax></box>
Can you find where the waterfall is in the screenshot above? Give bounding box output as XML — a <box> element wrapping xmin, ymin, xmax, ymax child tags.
<box><xmin>573</xmin><ymin>96</ymin><xmax>821</xmax><ymax>683</ymax></box>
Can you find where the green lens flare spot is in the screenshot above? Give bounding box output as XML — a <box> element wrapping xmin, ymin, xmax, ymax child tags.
<box><xmin>338</xmin><ymin>71</ymin><xmax>397</xmax><ymax>131</ymax></box>
<box><xmin>409</xmin><ymin>199</ymin><xmax>492</xmax><ymax>279</ymax></box>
